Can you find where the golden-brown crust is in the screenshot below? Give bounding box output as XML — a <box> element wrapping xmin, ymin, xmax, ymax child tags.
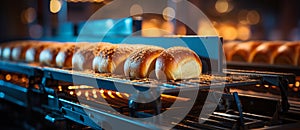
<box><xmin>72</xmin><ymin>42</ymin><xmax>112</xmax><ymax>70</ymax></box>
<box><xmin>92</xmin><ymin>44</ymin><xmax>118</xmax><ymax>72</ymax></box>
<box><xmin>230</xmin><ymin>41</ymin><xmax>262</xmax><ymax>62</ymax></box>
<box><xmin>55</xmin><ymin>43</ymin><xmax>77</xmax><ymax>68</ymax></box>
<box><xmin>39</xmin><ymin>42</ymin><xmax>63</xmax><ymax>66</ymax></box>
<box><xmin>93</xmin><ymin>44</ymin><xmax>148</xmax><ymax>74</ymax></box>
<box><xmin>124</xmin><ymin>46</ymin><xmax>164</xmax><ymax>79</ymax></box>
<box><xmin>57</xmin><ymin>42</ymin><xmax>92</xmax><ymax>68</ymax></box>
<box><xmin>249</xmin><ymin>41</ymin><xmax>284</xmax><ymax>64</ymax></box>
<box><xmin>223</xmin><ymin>41</ymin><xmax>239</xmax><ymax>61</ymax></box>
<box><xmin>25</xmin><ymin>41</ymin><xmax>52</xmax><ymax>62</ymax></box>
<box><xmin>273</xmin><ymin>42</ymin><xmax>300</xmax><ymax>66</ymax></box>
<box><xmin>11</xmin><ymin>40</ymin><xmax>36</xmax><ymax>61</ymax></box>
<box><xmin>1</xmin><ymin>41</ymin><xmax>22</xmax><ymax>60</ymax></box>
<box><xmin>155</xmin><ymin>46</ymin><xmax>202</xmax><ymax>80</ymax></box>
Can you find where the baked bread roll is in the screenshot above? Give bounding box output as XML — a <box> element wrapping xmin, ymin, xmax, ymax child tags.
<box><xmin>39</xmin><ymin>42</ymin><xmax>63</xmax><ymax>66</ymax></box>
<box><xmin>0</xmin><ymin>43</ymin><xmax>8</xmax><ymax>59</ymax></box>
<box><xmin>230</xmin><ymin>41</ymin><xmax>262</xmax><ymax>62</ymax></box>
<box><xmin>55</xmin><ymin>43</ymin><xmax>75</xmax><ymax>68</ymax></box>
<box><xmin>223</xmin><ymin>41</ymin><xmax>239</xmax><ymax>61</ymax></box>
<box><xmin>93</xmin><ymin>44</ymin><xmax>148</xmax><ymax>74</ymax></box>
<box><xmin>55</xmin><ymin>43</ymin><xmax>91</xmax><ymax>68</ymax></box>
<box><xmin>72</xmin><ymin>42</ymin><xmax>112</xmax><ymax>70</ymax></box>
<box><xmin>155</xmin><ymin>47</ymin><xmax>202</xmax><ymax>80</ymax></box>
<box><xmin>11</xmin><ymin>41</ymin><xmax>35</xmax><ymax>61</ymax></box>
<box><xmin>2</xmin><ymin>41</ymin><xmax>21</xmax><ymax>60</ymax></box>
<box><xmin>273</xmin><ymin>42</ymin><xmax>300</xmax><ymax>66</ymax></box>
<box><xmin>124</xmin><ymin>46</ymin><xmax>164</xmax><ymax>79</ymax></box>
<box><xmin>248</xmin><ymin>41</ymin><xmax>284</xmax><ymax>64</ymax></box>
<box><xmin>25</xmin><ymin>42</ymin><xmax>51</xmax><ymax>62</ymax></box>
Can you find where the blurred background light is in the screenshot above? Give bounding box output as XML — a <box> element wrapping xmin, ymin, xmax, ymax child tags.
<box><xmin>162</xmin><ymin>7</ymin><xmax>175</xmax><ymax>21</ymax></box>
<box><xmin>130</xmin><ymin>4</ymin><xmax>143</xmax><ymax>16</ymax></box>
<box><xmin>21</xmin><ymin>7</ymin><xmax>36</xmax><ymax>24</ymax></box>
<box><xmin>50</xmin><ymin>0</ymin><xmax>62</xmax><ymax>13</ymax></box>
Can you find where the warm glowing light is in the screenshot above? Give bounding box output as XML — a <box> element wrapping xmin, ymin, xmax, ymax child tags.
<box><xmin>92</xmin><ymin>89</ymin><xmax>97</xmax><ymax>94</ymax></box>
<box><xmin>21</xmin><ymin>7</ymin><xmax>36</xmax><ymax>24</ymax></box>
<box><xmin>271</xmin><ymin>86</ymin><xmax>277</xmax><ymax>89</ymax></box>
<box><xmin>176</xmin><ymin>24</ymin><xmax>186</xmax><ymax>35</ymax></box>
<box><xmin>161</xmin><ymin>22</ymin><xmax>174</xmax><ymax>35</ymax></box>
<box><xmin>101</xmin><ymin>93</ymin><xmax>107</xmax><ymax>98</ymax></box>
<box><xmin>34</xmin><ymin>84</ymin><xmax>39</xmax><ymax>89</ymax></box>
<box><xmin>93</xmin><ymin>95</ymin><xmax>98</xmax><ymax>98</ymax></box>
<box><xmin>247</xmin><ymin>10</ymin><xmax>260</xmax><ymax>25</ymax></box>
<box><xmin>70</xmin><ymin>91</ymin><xmax>74</xmax><ymax>95</ymax></box>
<box><xmin>124</xmin><ymin>93</ymin><xmax>130</xmax><ymax>98</ymax></box>
<box><xmin>100</xmin><ymin>89</ymin><xmax>104</xmax><ymax>94</ymax></box>
<box><xmin>162</xmin><ymin>7</ymin><xmax>175</xmax><ymax>21</ymax></box>
<box><xmin>238</xmin><ymin>10</ymin><xmax>248</xmax><ymax>25</ymax></box>
<box><xmin>161</xmin><ymin>94</ymin><xmax>190</xmax><ymax>101</ymax></box>
<box><xmin>215</xmin><ymin>0</ymin><xmax>229</xmax><ymax>13</ymax></box>
<box><xmin>293</xmin><ymin>87</ymin><xmax>299</xmax><ymax>92</ymax></box>
<box><xmin>58</xmin><ymin>85</ymin><xmax>62</xmax><ymax>91</ymax></box>
<box><xmin>264</xmin><ymin>85</ymin><xmax>269</xmax><ymax>88</ymax></box>
<box><xmin>219</xmin><ymin>25</ymin><xmax>237</xmax><ymax>40</ymax></box>
<box><xmin>5</xmin><ymin>74</ymin><xmax>11</xmax><ymax>81</ymax></box>
<box><xmin>198</xmin><ymin>20</ymin><xmax>217</xmax><ymax>35</ymax></box>
<box><xmin>85</xmin><ymin>91</ymin><xmax>89</xmax><ymax>97</ymax></box>
<box><xmin>76</xmin><ymin>91</ymin><xmax>82</xmax><ymax>96</ymax></box>
<box><xmin>142</xmin><ymin>28</ymin><xmax>163</xmax><ymax>37</ymax></box>
<box><xmin>130</xmin><ymin>4</ymin><xmax>143</xmax><ymax>16</ymax></box>
<box><xmin>295</xmin><ymin>81</ymin><xmax>300</xmax><ymax>87</ymax></box>
<box><xmin>116</xmin><ymin>92</ymin><xmax>123</xmax><ymax>98</ymax></box>
<box><xmin>68</xmin><ymin>85</ymin><xmax>93</xmax><ymax>89</ymax></box>
<box><xmin>107</xmin><ymin>91</ymin><xmax>115</xmax><ymax>98</ymax></box>
<box><xmin>256</xmin><ymin>84</ymin><xmax>260</xmax><ymax>87</ymax></box>
<box><xmin>21</xmin><ymin>77</ymin><xmax>27</xmax><ymax>83</ymax></box>
<box><xmin>142</xmin><ymin>19</ymin><xmax>162</xmax><ymax>37</ymax></box>
<box><xmin>237</xmin><ymin>25</ymin><xmax>251</xmax><ymax>40</ymax></box>
<box><xmin>50</xmin><ymin>0</ymin><xmax>62</xmax><ymax>13</ymax></box>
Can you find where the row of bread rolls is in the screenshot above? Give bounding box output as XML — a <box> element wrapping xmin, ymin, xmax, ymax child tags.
<box><xmin>0</xmin><ymin>40</ymin><xmax>203</xmax><ymax>80</ymax></box>
<box><xmin>223</xmin><ymin>41</ymin><xmax>300</xmax><ymax>66</ymax></box>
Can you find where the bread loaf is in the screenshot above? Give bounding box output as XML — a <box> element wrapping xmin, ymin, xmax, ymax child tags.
<box><xmin>11</xmin><ymin>41</ymin><xmax>35</xmax><ymax>61</ymax></box>
<box><xmin>25</xmin><ymin>42</ymin><xmax>51</xmax><ymax>62</ymax></box>
<box><xmin>249</xmin><ymin>41</ymin><xmax>284</xmax><ymax>64</ymax></box>
<box><xmin>55</xmin><ymin>43</ymin><xmax>91</xmax><ymax>68</ymax></box>
<box><xmin>72</xmin><ymin>42</ymin><xmax>112</xmax><ymax>70</ymax></box>
<box><xmin>155</xmin><ymin>47</ymin><xmax>202</xmax><ymax>80</ymax></box>
<box><xmin>39</xmin><ymin>42</ymin><xmax>63</xmax><ymax>66</ymax></box>
<box><xmin>124</xmin><ymin>46</ymin><xmax>164</xmax><ymax>79</ymax></box>
<box><xmin>0</xmin><ymin>43</ymin><xmax>10</xmax><ymax>59</ymax></box>
<box><xmin>229</xmin><ymin>41</ymin><xmax>262</xmax><ymax>62</ymax></box>
<box><xmin>93</xmin><ymin>44</ymin><xmax>148</xmax><ymax>74</ymax></box>
<box><xmin>2</xmin><ymin>41</ymin><xmax>20</xmax><ymax>60</ymax></box>
<box><xmin>273</xmin><ymin>42</ymin><xmax>300</xmax><ymax>66</ymax></box>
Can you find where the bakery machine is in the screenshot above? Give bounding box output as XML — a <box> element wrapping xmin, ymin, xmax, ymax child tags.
<box><xmin>0</xmin><ymin>36</ymin><xmax>300</xmax><ymax>130</ymax></box>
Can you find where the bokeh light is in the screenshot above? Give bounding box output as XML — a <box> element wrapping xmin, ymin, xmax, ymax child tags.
<box><xmin>21</xmin><ymin>7</ymin><xmax>36</xmax><ymax>24</ymax></box>
<box><xmin>130</xmin><ymin>4</ymin><xmax>143</xmax><ymax>16</ymax></box>
<box><xmin>29</xmin><ymin>24</ymin><xmax>43</xmax><ymax>39</ymax></box>
<box><xmin>237</xmin><ymin>25</ymin><xmax>251</xmax><ymax>40</ymax></box>
<box><xmin>162</xmin><ymin>7</ymin><xmax>176</xmax><ymax>21</ymax></box>
<box><xmin>215</xmin><ymin>0</ymin><xmax>229</xmax><ymax>13</ymax></box>
<box><xmin>50</xmin><ymin>0</ymin><xmax>62</xmax><ymax>13</ymax></box>
<box><xmin>247</xmin><ymin>10</ymin><xmax>260</xmax><ymax>25</ymax></box>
